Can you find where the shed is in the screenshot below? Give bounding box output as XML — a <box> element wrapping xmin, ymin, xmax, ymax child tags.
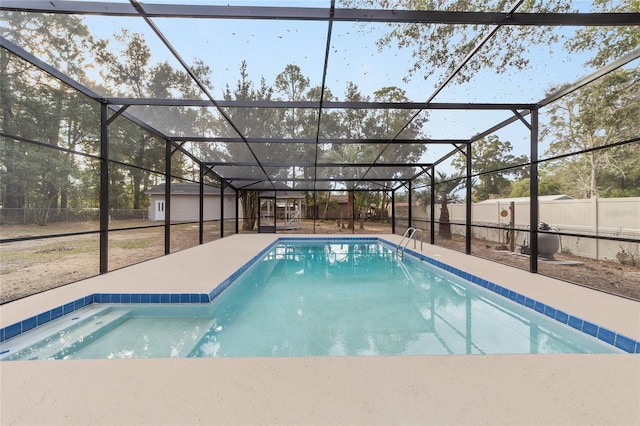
<box><xmin>145</xmin><ymin>183</ymin><xmax>240</xmax><ymax>222</ymax></box>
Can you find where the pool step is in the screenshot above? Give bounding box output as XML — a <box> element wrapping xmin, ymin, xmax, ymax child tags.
<box><xmin>1</xmin><ymin>306</ymin><xmax>131</xmax><ymax>360</ymax></box>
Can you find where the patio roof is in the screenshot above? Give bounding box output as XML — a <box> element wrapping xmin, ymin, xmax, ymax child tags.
<box><xmin>1</xmin><ymin>0</ymin><xmax>638</xmax><ymax>192</ymax></box>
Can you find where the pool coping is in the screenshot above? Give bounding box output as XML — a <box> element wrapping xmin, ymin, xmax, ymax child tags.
<box><xmin>1</xmin><ymin>236</ymin><xmax>638</xmax><ymax>354</ymax></box>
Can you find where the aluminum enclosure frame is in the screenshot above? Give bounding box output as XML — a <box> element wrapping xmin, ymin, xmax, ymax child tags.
<box><xmin>1</xmin><ymin>0</ymin><xmax>638</xmax><ymax>283</ymax></box>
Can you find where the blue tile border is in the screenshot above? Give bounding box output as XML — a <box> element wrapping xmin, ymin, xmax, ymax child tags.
<box><xmin>2</xmin><ymin>236</ymin><xmax>639</xmax><ymax>355</ymax></box>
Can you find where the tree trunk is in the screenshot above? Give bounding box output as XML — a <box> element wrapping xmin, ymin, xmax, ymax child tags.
<box><xmin>589</xmin><ymin>151</ymin><xmax>599</xmax><ymax>198</ymax></box>
<box><xmin>322</xmin><ymin>192</ymin><xmax>332</xmax><ymax>220</ymax></box>
<box><xmin>132</xmin><ymin>171</ymin><xmax>144</xmax><ymax>210</ymax></box>
<box><xmin>36</xmin><ymin>86</ymin><xmax>65</xmax><ymax>225</ymax></box>
<box><xmin>347</xmin><ymin>190</ymin><xmax>354</xmax><ymax>230</ymax></box>
<box><xmin>438</xmin><ymin>199</ymin><xmax>452</xmax><ymax>239</ymax></box>
<box><xmin>132</xmin><ymin>136</ymin><xmax>149</xmax><ymax>210</ymax></box>
<box><xmin>60</xmin><ymin>187</ymin><xmax>68</xmax><ymax>210</ymax></box>
<box><xmin>380</xmin><ymin>191</ymin><xmax>389</xmax><ymax>221</ymax></box>
<box><xmin>241</xmin><ymin>191</ymin><xmax>257</xmax><ymax>230</ymax></box>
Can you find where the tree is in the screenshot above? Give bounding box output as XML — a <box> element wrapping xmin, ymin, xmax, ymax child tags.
<box><xmin>543</xmin><ymin>69</ymin><xmax>640</xmax><ymax>198</ymax></box>
<box><xmin>94</xmin><ymin>30</ymin><xmax>211</xmax><ymax>211</ymax></box>
<box><xmin>544</xmin><ymin>0</ymin><xmax>640</xmax><ymax>198</ymax></box>
<box><xmin>0</xmin><ymin>13</ymin><xmax>97</xmax><ymax>224</ymax></box>
<box><xmin>508</xmin><ymin>176</ymin><xmax>563</xmax><ymax>198</ymax></box>
<box><xmin>273</xmin><ymin>64</ymin><xmax>318</xmax><ymax>182</ymax></box>
<box><xmin>323</xmin><ymin>145</ymin><xmax>375</xmax><ymax>229</ymax></box>
<box><xmin>565</xmin><ymin>0</ymin><xmax>640</xmax><ymax>69</ymax></box>
<box><xmin>452</xmin><ymin>135</ymin><xmax>528</xmax><ymax>201</ymax></box>
<box><xmin>340</xmin><ymin>0</ymin><xmax>571</xmax><ymax>84</ymax></box>
<box><xmin>354</xmin><ymin>191</ymin><xmax>380</xmax><ymax>228</ymax></box>
<box><xmin>433</xmin><ymin>172</ymin><xmax>464</xmax><ymax>240</ymax></box>
<box><xmin>212</xmin><ymin>61</ymin><xmax>279</xmax><ymax>230</ymax></box>
<box><xmin>320</xmin><ymin>84</ymin><xmax>428</xmax><ymax>229</ymax></box>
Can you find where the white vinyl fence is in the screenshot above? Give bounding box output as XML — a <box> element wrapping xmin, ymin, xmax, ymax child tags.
<box><xmin>409</xmin><ymin>197</ymin><xmax>640</xmax><ymax>262</ymax></box>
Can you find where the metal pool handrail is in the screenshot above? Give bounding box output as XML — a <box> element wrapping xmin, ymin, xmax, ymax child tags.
<box><xmin>396</xmin><ymin>227</ymin><xmax>423</xmax><ymax>258</ymax></box>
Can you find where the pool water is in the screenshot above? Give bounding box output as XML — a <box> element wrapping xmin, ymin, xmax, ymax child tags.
<box><xmin>0</xmin><ymin>241</ymin><xmax>623</xmax><ymax>359</ymax></box>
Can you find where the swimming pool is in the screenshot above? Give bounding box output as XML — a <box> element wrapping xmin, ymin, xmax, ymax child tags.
<box><xmin>0</xmin><ymin>238</ymin><xmax>637</xmax><ymax>359</ymax></box>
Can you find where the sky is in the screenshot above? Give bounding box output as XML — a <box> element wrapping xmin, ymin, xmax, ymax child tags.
<box><xmin>6</xmin><ymin>1</ymin><xmax>635</xmax><ymax>180</ymax></box>
<box><xmin>80</xmin><ymin>6</ymin><xmax>613</xmax><ymax>144</ymax></box>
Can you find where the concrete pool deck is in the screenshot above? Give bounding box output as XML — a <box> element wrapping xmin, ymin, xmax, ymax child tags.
<box><xmin>1</xmin><ymin>234</ymin><xmax>639</xmax><ymax>425</ymax></box>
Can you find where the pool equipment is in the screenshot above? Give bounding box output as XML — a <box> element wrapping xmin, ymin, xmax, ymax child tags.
<box><xmin>520</xmin><ymin>222</ymin><xmax>560</xmax><ymax>259</ymax></box>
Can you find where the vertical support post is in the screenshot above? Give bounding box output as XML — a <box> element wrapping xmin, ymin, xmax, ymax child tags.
<box><xmin>593</xmin><ymin>197</ymin><xmax>599</xmax><ymax>260</ymax></box>
<box><xmin>391</xmin><ymin>190</ymin><xmax>396</xmax><ymax>234</ymax></box>
<box><xmin>509</xmin><ymin>201</ymin><xmax>515</xmax><ymax>253</ymax></box>
<box><xmin>408</xmin><ymin>181</ymin><xmax>412</xmax><ymax>229</ymax></box>
<box><xmin>257</xmin><ymin>192</ymin><xmax>261</xmax><ymax>232</ymax></box>
<box><xmin>465</xmin><ymin>141</ymin><xmax>472</xmax><ymax>255</ymax></box>
<box><xmin>235</xmin><ymin>188</ymin><xmax>239</xmax><ymax>234</ymax></box>
<box><xmin>430</xmin><ymin>165</ymin><xmax>435</xmax><ymax>244</ymax></box>
<box><xmin>530</xmin><ymin>108</ymin><xmax>539</xmax><ymax>273</ymax></box>
<box><xmin>199</xmin><ymin>164</ymin><xmax>204</xmax><ymax>245</ymax></box>
<box><xmin>351</xmin><ymin>190</ymin><xmax>355</xmax><ymax>234</ymax></box>
<box><xmin>99</xmin><ymin>103</ymin><xmax>109</xmax><ymax>274</ymax></box>
<box><xmin>164</xmin><ymin>140</ymin><xmax>171</xmax><ymax>255</ymax></box>
<box><xmin>220</xmin><ymin>180</ymin><xmax>225</xmax><ymax>239</ymax></box>
<box><xmin>313</xmin><ymin>191</ymin><xmax>317</xmax><ymax>234</ymax></box>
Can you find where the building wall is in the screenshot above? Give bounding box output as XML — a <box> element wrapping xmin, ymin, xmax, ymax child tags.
<box><xmin>148</xmin><ymin>194</ymin><xmax>242</xmax><ymax>222</ymax></box>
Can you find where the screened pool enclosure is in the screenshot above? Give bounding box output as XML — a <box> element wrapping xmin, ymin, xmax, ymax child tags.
<box><xmin>1</xmin><ymin>1</ymin><xmax>639</xmax><ymax>303</ymax></box>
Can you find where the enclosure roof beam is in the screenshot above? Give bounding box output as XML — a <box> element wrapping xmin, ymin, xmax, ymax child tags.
<box><xmin>433</xmin><ymin>140</ymin><xmax>473</xmax><ymax>167</ymax></box>
<box><xmin>430</xmin><ymin>45</ymin><xmax>640</xmax><ymax>174</ymax></box>
<box><xmin>512</xmin><ymin>109</ymin><xmax>532</xmax><ymax>130</ymax></box>
<box><xmin>174</xmin><ymin>137</ymin><xmax>469</xmax><ymax>145</ymax></box>
<box><xmin>424</xmin><ymin>0</ymin><xmax>525</xmax><ymax>107</ymax></box>
<box><xmin>312</xmin><ymin>0</ymin><xmax>336</xmax><ymax>194</ymax></box>
<box><xmin>361</xmin><ymin>0</ymin><xmax>525</xmax><ymax>183</ymax></box>
<box><xmin>235</xmin><ymin>181</ymin><xmax>266</xmax><ymax>191</ymax></box>
<box><xmin>129</xmin><ymin>0</ymin><xmax>275</xmax><ymax>190</ymax></box>
<box><xmin>538</xmin><ymin>46</ymin><xmax>640</xmax><ymax>108</ymax></box>
<box><xmin>0</xmin><ymin>37</ymin><xmax>170</xmax><ymax>140</ymax></box>
<box><xmin>106</xmin><ymin>105</ymin><xmax>130</xmax><ymax>126</ymax></box>
<box><xmin>469</xmin><ymin>46</ymin><xmax>640</xmax><ymax>144</ymax></box>
<box><xmin>201</xmin><ymin>164</ymin><xmax>238</xmax><ymax>191</ymax></box>
<box><xmin>103</xmin><ymin>98</ymin><xmax>539</xmax><ymax>110</ymax></box>
<box><xmin>2</xmin><ymin>1</ymin><xmax>638</xmax><ymax>26</ymax></box>
<box><xmin>207</xmin><ymin>162</ymin><xmax>433</xmax><ymax>168</ymax></box>
<box><xmin>228</xmin><ymin>177</ymin><xmax>410</xmax><ymax>182</ymax></box>
<box><xmin>165</xmin><ymin>127</ymin><xmax>234</xmax><ymax>192</ymax></box>
<box><xmin>1</xmin><ymin>36</ymin><xmax>101</xmax><ymax>101</ymax></box>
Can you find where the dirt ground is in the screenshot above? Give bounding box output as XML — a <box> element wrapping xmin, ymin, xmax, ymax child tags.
<box><xmin>1</xmin><ymin>219</ymin><xmax>639</xmax><ymax>304</ymax></box>
<box><xmin>0</xmin><ymin>221</ymin><xmax>211</xmax><ymax>303</ymax></box>
<box><xmin>434</xmin><ymin>237</ymin><xmax>640</xmax><ymax>301</ymax></box>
